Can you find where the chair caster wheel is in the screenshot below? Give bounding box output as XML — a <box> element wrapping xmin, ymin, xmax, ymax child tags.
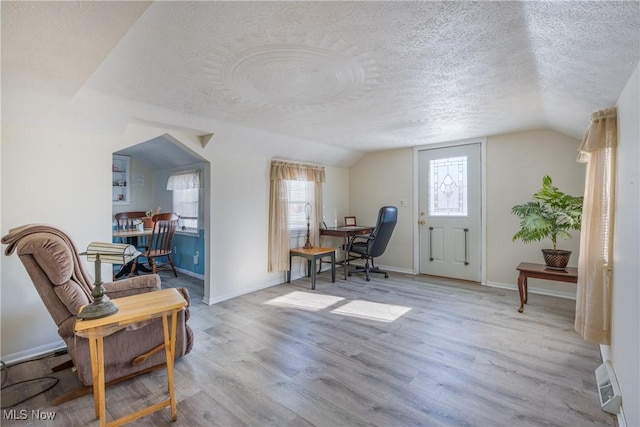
<box><xmin>384</xmin><ymin>274</ymin><xmax>389</xmax><ymax>278</ymax></box>
<box><xmin>348</xmin><ymin>273</ymin><xmax>351</xmax><ymax>277</ymax></box>
<box><xmin>366</xmin><ymin>277</ymin><xmax>371</xmax><ymax>281</ymax></box>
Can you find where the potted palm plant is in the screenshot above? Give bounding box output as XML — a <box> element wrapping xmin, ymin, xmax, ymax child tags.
<box><xmin>511</xmin><ymin>175</ymin><xmax>583</xmax><ymax>270</ymax></box>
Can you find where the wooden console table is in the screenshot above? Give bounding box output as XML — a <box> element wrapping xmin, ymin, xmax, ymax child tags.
<box><xmin>74</xmin><ymin>288</ymin><xmax>187</xmax><ymax>426</ymax></box>
<box><xmin>288</xmin><ymin>247</ymin><xmax>336</xmax><ymax>290</ymax></box>
<box><xmin>516</xmin><ymin>262</ymin><xmax>578</xmax><ymax>313</ymax></box>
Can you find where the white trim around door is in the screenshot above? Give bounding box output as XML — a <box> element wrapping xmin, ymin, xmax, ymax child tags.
<box><xmin>413</xmin><ymin>138</ymin><xmax>487</xmax><ymax>284</ymax></box>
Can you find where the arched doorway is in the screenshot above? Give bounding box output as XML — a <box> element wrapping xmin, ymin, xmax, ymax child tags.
<box><xmin>113</xmin><ymin>134</ymin><xmax>210</xmax><ymax>302</ymax></box>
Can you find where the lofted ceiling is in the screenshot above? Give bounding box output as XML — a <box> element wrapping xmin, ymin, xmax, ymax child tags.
<box><xmin>2</xmin><ymin>1</ymin><xmax>639</xmax><ymax>161</ymax></box>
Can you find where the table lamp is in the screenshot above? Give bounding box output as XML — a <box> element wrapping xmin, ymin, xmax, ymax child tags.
<box><xmin>303</xmin><ymin>202</ymin><xmax>313</xmax><ymax>249</ymax></box>
<box><xmin>78</xmin><ymin>242</ymin><xmax>141</xmax><ymax>320</ymax></box>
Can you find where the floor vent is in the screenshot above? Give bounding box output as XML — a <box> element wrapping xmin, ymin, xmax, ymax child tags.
<box><xmin>595</xmin><ymin>361</ymin><xmax>622</xmax><ymax>414</ymax></box>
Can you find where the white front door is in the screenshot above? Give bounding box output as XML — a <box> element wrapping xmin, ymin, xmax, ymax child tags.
<box><xmin>418</xmin><ymin>143</ymin><xmax>481</xmax><ymax>281</ymax></box>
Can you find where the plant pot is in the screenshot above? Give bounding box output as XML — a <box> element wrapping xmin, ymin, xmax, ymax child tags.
<box><xmin>541</xmin><ymin>249</ymin><xmax>571</xmax><ymax>271</ymax></box>
<box><xmin>142</xmin><ymin>217</ymin><xmax>155</xmax><ymax>229</ymax></box>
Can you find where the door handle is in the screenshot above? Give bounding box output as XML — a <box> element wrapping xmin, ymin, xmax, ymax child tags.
<box><xmin>429</xmin><ymin>227</ymin><xmax>434</xmax><ymax>261</ymax></box>
<box><xmin>464</xmin><ymin>228</ymin><xmax>469</xmax><ymax>266</ymax></box>
<box><xmin>418</xmin><ymin>219</ymin><xmax>426</xmax><ymax>225</ymax></box>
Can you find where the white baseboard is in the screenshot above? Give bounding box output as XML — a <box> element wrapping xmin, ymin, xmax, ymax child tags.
<box><xmin>598</xmin><ymin>345</ymin><xmax>627</xmax><ymax>427</ymax></box>
<box><xmin>2</xmin><ymin>340</ymin><xmax>67</xmax><ymax>365</ymax></box>
<box><xmin>486</xmin><ymin>280</ymin><xmax>576</xmax><ymax>300</ymax></box>
<box><xmin>617</xmin><ymin>407</ymin><xmax>628</xmax><ymax>427</ymax></box>
<box><xmin>599</xmin><ymin>344</ymin><xmax>610</xmax><ymax>362</ymax></box>
<box><xmin>201</xmin><ymin>262</ymin><xmax>415</xmax><ymax>305</ymax></box>
<box><xmin>204</xmin><ymin>277</ymin><xmax>285</xmax><ymax>305</ymax></box>
<box><xmin>175</xmin><ymin>267</ymin><xmax>204</xmax><ymax>280</ymax></box>
<box><xmin>377</xmin><ymin>264</ymin><xmax>415</xmax><ymax>275</ymax></box>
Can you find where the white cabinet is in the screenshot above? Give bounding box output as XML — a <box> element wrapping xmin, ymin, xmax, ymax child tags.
<box><xmin>112</xmin><ymin>155</ymin><xmax>130</xmax><ymax>205</ymax></box>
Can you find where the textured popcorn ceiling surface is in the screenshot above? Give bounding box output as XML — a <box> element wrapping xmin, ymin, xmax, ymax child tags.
<box><xmin>3</xmin><ymin>1</ymin><xmax>639</xmax><ymax>156</ymax></box>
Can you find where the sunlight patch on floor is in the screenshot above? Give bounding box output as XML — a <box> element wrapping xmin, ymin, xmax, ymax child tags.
<box><xmin>330</xmin><ymin>300</ymin><xmax>411</xmax><ymax>322</ymax></box>
<box><xmin>265</xmin><ymin>291</ymin><xmax>345</xmax><ymax>311</ymax></box>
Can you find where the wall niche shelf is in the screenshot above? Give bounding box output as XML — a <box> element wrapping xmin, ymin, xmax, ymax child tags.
<box><xmin>112</xmin><ymin>155</ymin><xmax>130</xmax><ymax>205</ymax></box>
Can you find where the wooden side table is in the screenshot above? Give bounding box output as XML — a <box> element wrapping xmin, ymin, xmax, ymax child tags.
<box><xmin>74</xmin><ymin>288</ymin><xmax>187</xmax><ymax>427</ymax></box>
<box><xmin>516</xmin><ymin>262</ymin><xmax>578</xmax><ymax>313</ymax></box>
<box><xmin>287</xmin><ymin>247</ymin><xmax>336</xmax><ymax>290</ymax></box>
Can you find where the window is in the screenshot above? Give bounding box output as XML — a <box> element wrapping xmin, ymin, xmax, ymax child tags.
<box><xmin>429</xmin><ymin>155</ymin><xmax>468</xmax><ymax>217</ymax></box>
<box><xmin>167</xmin><ymin>169</ymin><xmax>200</xmax><ymax>233</ymax></box>
<box><xmin>268</xmin><ymin>159</ymin><xmax>325</xmax><ymax>272</ymax></box>
<box><xmin>173</xmin><ymin>188</ymin><xmax>199</xmax><ymax>231</ymax></box>
<box><xmin>287</xmin><ymin>180</ymin><xmax>314</xmax><ymax>232</ymax></box>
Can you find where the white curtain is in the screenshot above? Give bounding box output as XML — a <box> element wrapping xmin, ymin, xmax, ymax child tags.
<box><xmin>575</xmin><ymin>107</ymin><xmax>617</xmax><ymax>344</ymax></box>
<box><xmin>268</xmin><ymin>160</ymin><xmax>325</xmax><ymax>272</ymax></box>
<box><xmin>166</xmin><ymin>170</ymin><xmax>200</xmax><ymax>190</ymax></box>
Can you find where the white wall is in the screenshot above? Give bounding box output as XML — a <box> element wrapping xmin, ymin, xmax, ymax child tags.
<box><xmin>611</xmin><ymin>65</ymin><xmax>639</xmax><ymax>427</ymax></box>
<box><xmin>1</xmin><ymin>122</ymin><xmax>119</xmax><ymax>358</ymax></box>
<box><xmin>323</xmin><ymin>166</ymin><xmax>350</xmax><ymax>230</ymax></box>
<box><xmin>486</xmin><ymin>129</ymin><xmax>585</xmax><ymax>297</ymax></box>
<box><xmin>317</xmin><ymin>166</ymin><xmax>351</xmax><ymax>259</ymax></box>
<box><xmin>207</xmin><ymin>149</ymin><xmax>280</xmax><ymax>300</ymax></box>
<box><xmin>349</xmin><ymin>148</ymin><xmax>415</xmax><ymax>272</ymax></box>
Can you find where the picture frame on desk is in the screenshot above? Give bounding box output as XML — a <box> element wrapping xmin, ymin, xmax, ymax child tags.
<box><xmin>344</xmin><ymin>216</ymin><xmax>357</xmax><ymax>226</ymax></box>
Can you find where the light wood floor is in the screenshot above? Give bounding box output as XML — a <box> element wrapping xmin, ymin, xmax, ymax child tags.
<box><xmin>1</xmin><ymin>271</ymin><xmax>615</xmax><ymax>426</ymax></box>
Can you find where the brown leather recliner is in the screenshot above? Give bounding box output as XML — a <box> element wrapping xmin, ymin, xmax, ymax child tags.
<box><xmin>2</xmin><ymin>224</ymin><xmax>194</xmax><ymax>400</ymax></box>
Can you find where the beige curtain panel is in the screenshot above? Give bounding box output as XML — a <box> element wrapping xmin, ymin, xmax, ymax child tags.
<box><xmin>575</xmin><ymin>107</ymin><xmax>617</xmax><ymax>344</ymax></box>
<box><xmin>268</xmin><ymin>160</ymin><xmax>325</xmax><ymax>272</ymax></box>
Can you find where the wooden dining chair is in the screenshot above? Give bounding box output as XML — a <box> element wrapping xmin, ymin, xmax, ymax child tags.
<box><xmin>114</xmin><ymin>211</ymin><xmax>148</xmax><ymax>246</ymax></box>
<box><xmin>136</xmin><ymin>212</ymin><xmax>180</xmax><ymax>277</ymax></box>
<box><xmin>113</xmin><ymin>211</ymin><xmax>150</xmax><ymax>279</ymax></box>
<box><xmin>114</xmin><ymin>211</ymin><xmax>147</xmax><ymax>232</ymax></box>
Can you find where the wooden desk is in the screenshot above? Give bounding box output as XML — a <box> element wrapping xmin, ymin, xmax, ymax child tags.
<box><xmin>320</xmin><ymin>226</ymin><xmax>374</xmax><ymax>241</ymax></box>
<box><xmin>516</xmin><ymin>262</ymin><xmax>578</xmax><ymax>313</ymax></box>
<box><xmin>320</xmin><ymin>226</ymin><xmax>374</xmax><ymax>279</ymax></box>
<box><xmin>288</xmin><ymin>247</ymin><xmax>336</xmax><ymax>290</ymax></box>
<box><xmin>74</xmin><ymin>288</ymin><xmax>187</xmax><ymax>426</ymax></box>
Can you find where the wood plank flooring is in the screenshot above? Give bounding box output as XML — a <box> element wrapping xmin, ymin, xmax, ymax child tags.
<box><xmin>1</xmin><ymin>271</ymin><xmax>615</xmax><ymax>426</ymax></box>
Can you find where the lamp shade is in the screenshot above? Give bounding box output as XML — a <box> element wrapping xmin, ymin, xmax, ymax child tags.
<box><xmin>85</xmin><ymin>242</ymin><xmax>141</xmax><ymax>265</ymax></box>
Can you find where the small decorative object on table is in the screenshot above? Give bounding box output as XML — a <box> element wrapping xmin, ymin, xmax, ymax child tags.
<box><xmin>143</xmin><ymin>206</ymin><xmax>162</xmax><ymax>229</ymax></box>
<box><xmin>303</xmin><ymin>202</ymin><xmax>313</xmax><ymax>249</ymax></box>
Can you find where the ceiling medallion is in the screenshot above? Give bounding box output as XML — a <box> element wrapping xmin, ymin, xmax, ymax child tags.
<box><xmin>217</xmin><ymin>43</ymin><xmax>375</xmax><ymax>108</ymax></box>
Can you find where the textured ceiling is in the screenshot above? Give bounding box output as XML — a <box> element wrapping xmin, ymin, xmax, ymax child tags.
<box><xmin>2</xmin><ymin>1</ymin><xmax>639</xmax><ymax>158</ymax></box>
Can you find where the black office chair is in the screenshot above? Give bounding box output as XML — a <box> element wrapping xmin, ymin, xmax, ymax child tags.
<box><xmin>346</xmin><ymin>206</ymin><xmax>398</xmax><ymax>281</ymax></box>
